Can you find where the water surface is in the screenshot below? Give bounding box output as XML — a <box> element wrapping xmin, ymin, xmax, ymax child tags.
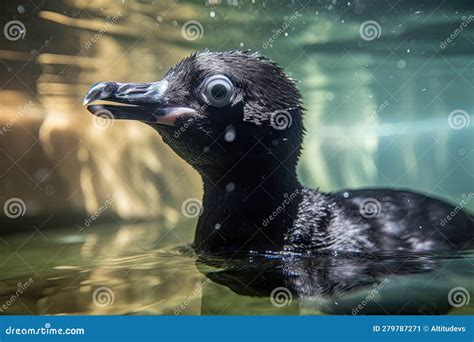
<box><xmin>1</xmin><ymin>221</ymin><xmax>473</xmax><ymax>315</ymax></box>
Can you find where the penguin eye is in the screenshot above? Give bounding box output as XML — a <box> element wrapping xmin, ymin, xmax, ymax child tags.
<box><xmin>201</xmin><ymin>75</ymin><xmax>234</xmax><ymax>107</ymax></box>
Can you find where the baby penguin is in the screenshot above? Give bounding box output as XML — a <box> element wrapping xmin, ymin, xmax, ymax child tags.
<box><xmin>84</xmin><ymin>51</ymin><xmax>473</xmax><ymax>255</ymax></box>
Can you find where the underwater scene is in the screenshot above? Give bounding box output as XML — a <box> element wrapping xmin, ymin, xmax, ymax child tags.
<box><xmin>0</xmin><ymin>0</ymin><xmax>473</xmax><ymax>315</ymax></box>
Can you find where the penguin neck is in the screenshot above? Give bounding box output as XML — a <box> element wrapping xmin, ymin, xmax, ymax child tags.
<box><xmin>194</xmin><ymin>160</ymin><xmax>303</xmax><ymax>254</ymax></box>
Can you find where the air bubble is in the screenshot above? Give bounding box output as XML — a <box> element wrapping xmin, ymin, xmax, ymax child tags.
<box><xmin>225</xmin><ymin>183</ymin><xmax>235</xmax><ymax>192</ymax></box>
<box><xmin>224</xmin><ymin>127</ymin><xmax>236</xmax><ymax>142</ymax></box>
<box><xmin>397</xmin><ymin>60</ymin><xmax>406</xmax><ymax>69</ymax></box>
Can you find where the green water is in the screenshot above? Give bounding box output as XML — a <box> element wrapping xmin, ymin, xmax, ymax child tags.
<box><xmin>0</xmin><ymin>0</ymin><xmax>473</xmax><ymax>315</ymax></box>
<box><xmin>1</xmin><ymin>222</ymin><xmax>473</xmax><ymax>315</ymax></box>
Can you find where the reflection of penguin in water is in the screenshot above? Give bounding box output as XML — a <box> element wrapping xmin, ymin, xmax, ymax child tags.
<box><xmin>84</xmin><ymin>51</ymin><xmax>474</xmax><ymax>255</ymax></box>
<box><xmin>197</xmin><ymin>253</ymin><xmax>454</xmax><ymax>315</ymax></box>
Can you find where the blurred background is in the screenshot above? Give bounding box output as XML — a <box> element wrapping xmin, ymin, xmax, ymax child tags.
<box><xmin>0</xmin><ymin>0</ymin><xmax>473</xmax><ymax>315</ymax></box>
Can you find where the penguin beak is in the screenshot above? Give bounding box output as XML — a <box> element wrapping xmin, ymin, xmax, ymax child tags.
<box><xmin>83</xmin><ymin>80</ymin><xmax>196</xmax><ymax>126</ymax></box>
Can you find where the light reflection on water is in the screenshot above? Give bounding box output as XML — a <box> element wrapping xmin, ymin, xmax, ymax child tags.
<box><xmin>0</xmin><ymin>0</ymin><xmax>473</xmax><ymax>315</ymax></box>
<box><xmin>0</xmin><ymin>221</ymin><xmax>473</xmax><ymax>315</ymax></box>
